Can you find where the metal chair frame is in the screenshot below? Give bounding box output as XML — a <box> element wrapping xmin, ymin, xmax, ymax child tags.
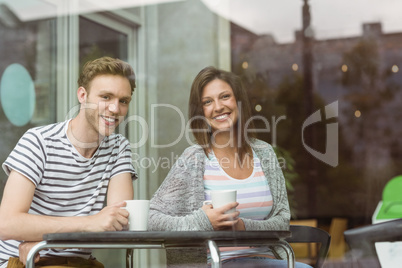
<box><xmin>287</xmin><ymin>225</ymin><xmax>331</xmax><ymax>268</ymax></box>
<box><xmin>344</xmin><ymin>218</ymin><xmax>402</xmax><ymax>268</ymax></box>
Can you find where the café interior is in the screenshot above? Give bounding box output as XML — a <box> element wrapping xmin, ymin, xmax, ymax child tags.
<box><xmin>0</xmin><ymin>0</ymin><xmax>401</xmax><ymax>267</ymax></box>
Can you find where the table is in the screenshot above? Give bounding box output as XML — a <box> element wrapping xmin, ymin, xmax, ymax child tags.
<box><xmin>26</xmin><ymin>231</ymin><xmax>295</xmax><ymax>268</ymax></box>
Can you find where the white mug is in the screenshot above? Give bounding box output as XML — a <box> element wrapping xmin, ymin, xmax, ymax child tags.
<box><xmin>123</xmin><ymin>200</ymin><xmax>150</xmax><ymax>231</ymax></box>
<box><xmin>203</xmin><ymin>190</ymin><xmax>237</xmax><ymax>214</ymax></box>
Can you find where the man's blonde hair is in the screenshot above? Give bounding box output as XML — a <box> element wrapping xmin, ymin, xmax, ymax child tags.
<box><xmin>78</xmin><ymin>56</ymin><xmax>136</xmax><ymax>95</ymax></box>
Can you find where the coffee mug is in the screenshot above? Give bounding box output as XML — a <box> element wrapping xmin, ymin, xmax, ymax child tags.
<box><xmin>123</xmin><ymin>200</ymin><xmax>150</xmax><ymax>231</ymax></box>
<box><xmin>203</xmin><ymin>190</ymin><xmax>237</xmax><ymax>214</ymax></box>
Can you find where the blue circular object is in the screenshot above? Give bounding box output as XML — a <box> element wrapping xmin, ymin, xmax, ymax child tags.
<box><xmin>0</xmin><ymin>63</ymin><xmax>36</xmax><ymax>126</ymax></box>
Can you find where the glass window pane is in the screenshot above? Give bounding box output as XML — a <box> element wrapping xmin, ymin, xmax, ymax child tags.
<box><xmin>79</xmin><ymin>16</ymin><xmax>128</xmax><ymax>65</ymax></box>
<box><xmin>0</xmin><ymin>16</ymin><xmax>57</xmax><ymax>198</ymax></box>
<box><xmin>78</xmin><ymin>16</ymin><xmax>130</xmax><ymax>136</ymax></box>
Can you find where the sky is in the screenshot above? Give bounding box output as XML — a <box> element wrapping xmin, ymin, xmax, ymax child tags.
<box><xmin>202</xmin><ymin>0</ymin><xmax>402</xmax><ymax>43</ymax></box>
<box><xmin>2</xmin><ymin>0</ymin><xmax>402</xmax><ymax>44</ymax></box>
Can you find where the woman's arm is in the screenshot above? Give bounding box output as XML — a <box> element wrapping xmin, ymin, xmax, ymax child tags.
<box><xmin>148</xmin><ymin>147</ymin><xmax>214</xmax><ymax>231</ymax></box>
<box><xmin>149</xmin><ymin>146</ymin><xmax>242</xmax><ymax>231</ymax></box>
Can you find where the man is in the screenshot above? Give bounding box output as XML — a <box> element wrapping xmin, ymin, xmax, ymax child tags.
<box><xmin>0</xmin><ymin>57</ymin><xmax>137</xmax><ymax>267</ymax></box>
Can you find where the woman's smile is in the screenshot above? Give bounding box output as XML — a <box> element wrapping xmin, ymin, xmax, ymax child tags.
<box><xmin>202</xmin><ymin>79</ymin><xmax>238</xmax><ymax>131</ymax></box>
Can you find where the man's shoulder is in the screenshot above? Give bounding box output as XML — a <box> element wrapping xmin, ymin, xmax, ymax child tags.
<box><xmin>24</xmin><ymin>121</ymin><xmax>68</xmax><ymax>141</ymax></box>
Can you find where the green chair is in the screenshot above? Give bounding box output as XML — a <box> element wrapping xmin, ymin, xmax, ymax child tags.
<box><xmin>375</xmin><ymin>175</ymin><xmax>402</xmax><ymax>221</ymax></box>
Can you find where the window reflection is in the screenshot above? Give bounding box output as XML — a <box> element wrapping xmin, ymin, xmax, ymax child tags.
<box><xmin>79</xmin><ymin>17</ymin><xmax>128</xmax><ymax>65</ymax></box>
<box><xmin>1</xmin><ymin>63</ymin><xmax>35</xmax><ymax>126</ymax></box>
<box><xmin>0</xmin><ymin>15</ymin><xmax>56</xmax><ymax>198</ymax></box>
<box><xmin>79</xmin><ymin>16</ymin><xmax>129</xmax><ymax>137</ymax></box>
<box><xmin>0</xmin><ymin>0</ymin><xmax>401</xmax><ymax>245</ymax></box>
<box><xmin>231</xmin><ymin>16</ymin><xmax>402</xmax><ymax>223</ymax></box>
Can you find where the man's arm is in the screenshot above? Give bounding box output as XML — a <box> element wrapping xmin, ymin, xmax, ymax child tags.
<box><xmin>0</xmin><ymin>170</ymin><xmax>129</xmax><ymax>241</ymax></box>
<box><xmin>107</xmin><ymin>172</ymin><xmax>134</xmax><ymax>205</ymax></box>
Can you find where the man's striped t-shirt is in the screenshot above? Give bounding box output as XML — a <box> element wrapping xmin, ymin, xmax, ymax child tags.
<box><xmin>0</xmin><ymin>119</ymin><xmax>137</xmax><ymax>267</ymax></box>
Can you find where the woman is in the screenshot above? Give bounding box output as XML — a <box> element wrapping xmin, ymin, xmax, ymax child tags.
<box><xmin>149</xmin><ymin>66</ymin><xmax>311</xmax><ymax>268</ymax></box>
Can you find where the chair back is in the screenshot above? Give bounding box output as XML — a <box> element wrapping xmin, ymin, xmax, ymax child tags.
<box><xmin>289</xmin><ymin>219</ymin><xmax>318</xmax><ymax>259</ymax></box>
<box><xmin>286</xmin><ymin>225</ymin><xmax>331</xmax><ymax>268</ymax></box>
<box><xmin>343</xmin><ymin>218</ymin><xmax>402</xmax><ymax>268</ymax></box>
<box><xmin>381</xmin><ymin>175</ymin><xmax>402</xmax><ymax>217</ymax></box>
<box><xmin>328</xmin><ymin>217</ymin><xmax>348</xmax><ymax>259</ymax></box>
<box><xmin>383</xmin><ymin>175</ymin><xmax>402</xmax><ymax>201</ymax></box>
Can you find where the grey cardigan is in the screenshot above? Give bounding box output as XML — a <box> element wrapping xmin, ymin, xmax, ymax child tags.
<box><xmin>148</xmin><ymin>139</ymin><xmax>290</xmax><ymax>267</ymax></box>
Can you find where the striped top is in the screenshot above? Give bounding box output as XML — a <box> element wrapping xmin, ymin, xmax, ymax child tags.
<box><xmin>204</xmin><ymin>150</ymin><xmax>274</xmax><ymax>260</ymax></box>
<box><xmin>0</xmin><ymin>119</ymin><xmax>137</xmax><ymax>267</ymax></box>
<box><xmin>204</xmin><ymin>150</ymin><xmax>273</xmax><ymax>219</ymax></box>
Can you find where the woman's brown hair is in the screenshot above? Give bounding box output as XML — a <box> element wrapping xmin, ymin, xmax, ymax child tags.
<box><xmin>188</xmin><ymin>66</ymin><xmax>255</xmax><ymax>159</ymax></box>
